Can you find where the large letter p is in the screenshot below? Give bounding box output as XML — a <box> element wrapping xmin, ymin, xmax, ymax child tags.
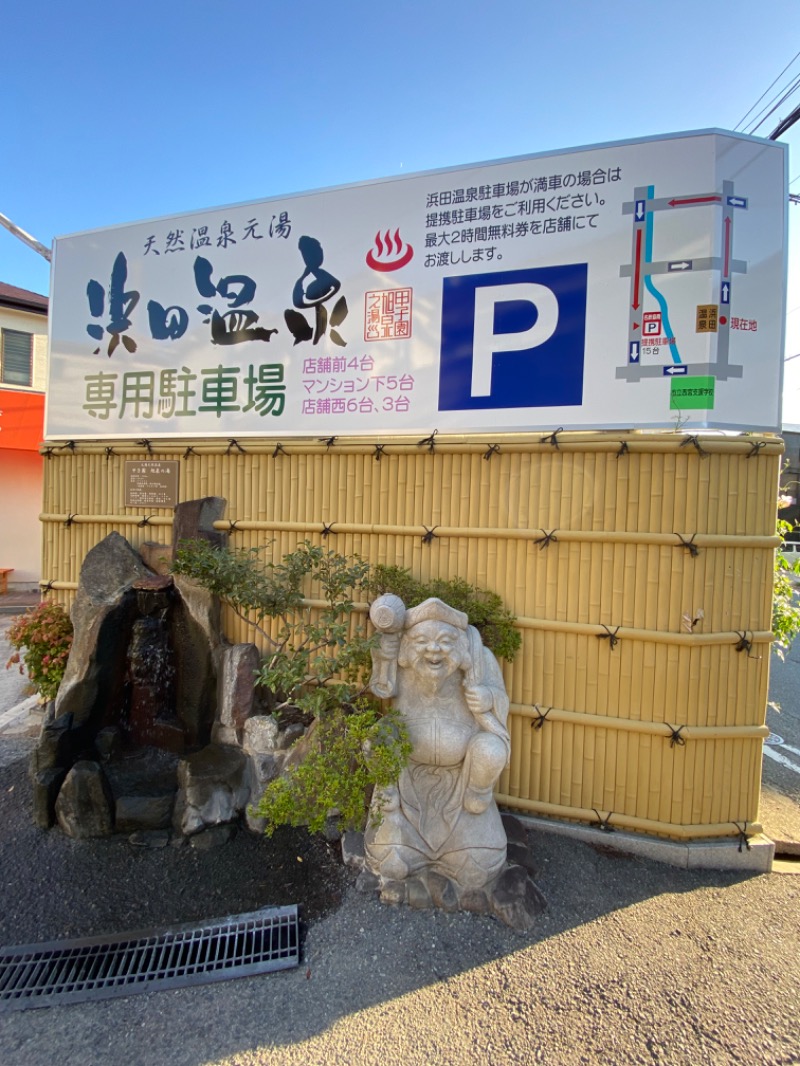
<box><xmin>471</xmin><ymin>283</ymin><xmax>560</xmax><ymax>397</ymax></box>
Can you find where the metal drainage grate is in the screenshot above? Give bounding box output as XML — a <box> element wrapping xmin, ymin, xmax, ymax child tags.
<box><xmin>0</xmin><ymin>905</ymin><xmax>299</xmax><ymax>1012</ymax></box>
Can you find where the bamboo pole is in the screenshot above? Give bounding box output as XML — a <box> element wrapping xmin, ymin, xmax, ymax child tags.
<box><xmin>39</xmin><ymin>431</ymin><xmax>785</xmax><ymax>457</ymax></box>
<box><xmin>507</xmin><ymin>702</ymin><xmax>769</xmax><ymax>740</ymax></box>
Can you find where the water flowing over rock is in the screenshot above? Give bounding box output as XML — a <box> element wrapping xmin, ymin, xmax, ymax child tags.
<box><xmin>31</xmin><ymin>529</ymin><xmax>226</xmax><ymax>837</ymax></box>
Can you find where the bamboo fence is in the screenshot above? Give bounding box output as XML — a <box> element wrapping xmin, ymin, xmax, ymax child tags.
<box><xmin>38</xmin><ymin>430</ymin><xmax>782</xmax><ymax>842</ymax></box>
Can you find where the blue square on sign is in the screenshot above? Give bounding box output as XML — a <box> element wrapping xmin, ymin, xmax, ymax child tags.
<box><xmin>438</xmin><ymin>265</ymin><xmax>587</xmax><ymax>410</ymax></box>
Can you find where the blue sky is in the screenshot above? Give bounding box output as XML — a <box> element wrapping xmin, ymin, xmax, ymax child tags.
<box><xmin>3</xmin><ymin>0</ymin><xmax>799</xmax><ymax>418</ymax></box>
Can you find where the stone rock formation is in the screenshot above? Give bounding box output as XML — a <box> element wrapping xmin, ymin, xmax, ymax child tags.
<box><xmin>55</xmin><ymin>761</ymin><xmax>115</xmax><ymax>838</ymax></box>
<box><xmin>31</xmin><ymin>527</ymin><xmax>224</xmax><ymax>835</ymax></box>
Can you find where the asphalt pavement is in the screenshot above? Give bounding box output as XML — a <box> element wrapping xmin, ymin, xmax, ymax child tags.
<box><xmin>762</xmin><ymin>631</ymin><xmax>800</xmax><ymax>854</ymax></box>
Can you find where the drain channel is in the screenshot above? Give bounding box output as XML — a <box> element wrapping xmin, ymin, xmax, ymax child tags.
<box><xmin>0</xmin><ymin>905</ymin><xmax>299</xmax><ymax>1012</ymax></box>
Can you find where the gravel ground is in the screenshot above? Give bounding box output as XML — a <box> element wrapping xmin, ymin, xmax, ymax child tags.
<box><xmin>0</xmin><ymin>739</ymin><xmax>350</xmax><ymax>946</ymax></box>
<box><xmin>1</xmin><ymin>736</ymin><xmax>800</xmax><ymax>1065</ymax></box>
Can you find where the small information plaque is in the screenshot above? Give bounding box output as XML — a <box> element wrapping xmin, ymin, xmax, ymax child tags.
<box><xmin>125</xmin><ymin>460</ymin><xmax>180</xmax><ymax>508</ymax></box>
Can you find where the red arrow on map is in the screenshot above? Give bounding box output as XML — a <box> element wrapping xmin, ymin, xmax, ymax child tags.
<box><xmin>668</xmin><ymin>196</ymin><xmax>722</xmax><ymax>207</ymax></box>
<box><xmin>632</xmin><ymin>229</ymin><xmax>643</xmax><ymax>310</ymax></box>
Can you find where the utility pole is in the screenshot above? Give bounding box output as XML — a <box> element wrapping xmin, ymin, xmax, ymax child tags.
<box><xmin>0</xmin><ymin>212</ymin><xmax>51</xmax><ymax>262</ymax></box>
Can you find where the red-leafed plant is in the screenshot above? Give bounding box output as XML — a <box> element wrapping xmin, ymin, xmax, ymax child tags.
<box><xmin>5</xmin><ymin>602</ymin><xmax>73</xmax><ymax>702</ymax></box>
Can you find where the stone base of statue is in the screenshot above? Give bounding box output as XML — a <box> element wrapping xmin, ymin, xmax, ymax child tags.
<box><xmin>345</xmin><ymin>811</ymin><xmax>546</xmax><ymax>932</ymax></box>
<box><xmin>358</xmin><ymin>595</ymin><xmax>546</xmax><ymax>930</ymax></box>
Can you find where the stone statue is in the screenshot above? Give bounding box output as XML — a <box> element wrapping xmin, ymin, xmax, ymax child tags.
<box><xmin>365</xmin><ymin>595</ymin><xmax>510</xmax><ymax>895</ymax></box>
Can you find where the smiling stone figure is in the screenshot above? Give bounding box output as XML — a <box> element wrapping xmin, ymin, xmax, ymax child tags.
<box><xmin>366</xmin><ymin>595</ymin><xmax>511</xmax><ymax>896</ymax></box>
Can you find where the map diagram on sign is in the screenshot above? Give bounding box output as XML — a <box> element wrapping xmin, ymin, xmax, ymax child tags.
<box><xmin>616</xmin><ymin>181</ymin><xmax>750</xmax><ymax>403</ymax></box>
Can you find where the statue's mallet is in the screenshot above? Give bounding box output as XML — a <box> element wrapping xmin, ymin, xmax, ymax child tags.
<box><xmin>369</xmin><ymin>594</ymin><xmax>406</xmax><ymax>698</ymax></box>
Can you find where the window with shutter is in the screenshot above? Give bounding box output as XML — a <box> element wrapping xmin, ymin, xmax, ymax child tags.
<box><xmin>1</xmin><ymin>329</ymin><xmax>33</xmax><ymax>387</ymax></box>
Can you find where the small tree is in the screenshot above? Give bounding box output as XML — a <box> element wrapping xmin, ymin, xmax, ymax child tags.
<box><xmin>171</xmin><ymin>539</ymin><xmax>410</xmax><ymax>833</ymax></box>
<box><xmin>172</xmin><ymin>538</ymin><xmax>377</xmax><ymax>718</ymax></box>
<box><xmin>172</xmin><ymin>540</ymin><xmax>523</xmax><ymax>834</ymax></box>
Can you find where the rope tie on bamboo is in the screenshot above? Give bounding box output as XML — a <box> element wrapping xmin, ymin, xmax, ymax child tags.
<box><xmin>226</xmin><ymin>520</ymin><xmax>241</xmax><ymax>533</ymax></box>
<box><xmin>60</xmin><ymin>440</ymin><xmax>77</xmax><ymax>452</ymax></box>
<box><xmin>319</xmin><ymin>436</ymin><xmax>337</xmax><ymax>449</ymax></box>
<box><xmin>272</xmin><ymin>443</ymin><xmax>286</xmax><ymax>458</ymax></box>
<box><xmin>746</xmin><ymin>441</ymin><xmax>766</xmax><ymax>459</ymax></box>
<box><xmin>680</xmin><ymin>434</ymin><xmax>709</xmax><ymax>458</ymax></box>
<box><xmin>226</xmin><ymin>438</ymin><xmax>246</xmax><ymax>454</ymax></box>
<box><xmin>321</xmin><ymin>523</ymin><xmax>335</xmax><ymax>538</ymax></box>
<box><xmin>592</xmin><ymin>810</ymin><xmax>615</xmax><ymax>833</ymax></box>
<box><xmin>104</xmin><ymin>447</ymin><xmax>116</xmax><ymax>461</ymax></box>
<box><xmin>422</xmin><ymin>525</ymin><xmax>439</xmax><ymax>544</ymax></box>
<box><xmin>734</xmin><ymin>631</ymin><xmax>760</xmax><ymax>658</ymax></box>
<box><xmin>136</xmin><ymin>439</ymin><xmax>153</xmax><ymax>454</ymax></box>
<box><xmin>64</xmin><ymin>514</ymin><xmax>77</xmax><ymax>528</ymax></box>
<box><xmin>137</xmin><ymin>515</ymin><xmax>155</xmax><ymax>527</ymax></box>
<box><xmin>40</xmin><ymin>580</ymin><xmax>55</xmax><ymax>593</ymax></box>
<box><xmin>540</xmin><ymin>427</ymin><xmax>563</xmax><ymax>449</ymax></box>
<box><xmin>373</xmin><ymin>444</ymin><xmax>386</xmax><ymax>462</ymax></box>
<box><xmin>597</xmin><ymin>624</ymin><xmax>621</xmax><ymax>649</ymax></box>
<box><xmin>183</xmin><ymin>446</ymin><xmax>197</xmax><ymax>459</ymax></box>
<box><xmin>417</xmin><ymin>430</ymin><xmax>438</xmax><ymax>452</ymax></box>
<box><xmin>535</xmin><ymin>529</ymin><xmax>558</xmax><ymax>550</ymax></box>
<box><xmin>616</xmin><ymin>441</ymin><xmax>629</xmax><ymax>458</ymax></box>
<box><xmin>732</xmin><ymin>822</ymin><xmax>751</xmax><ymax>852</ymax></box>
<box><xmin>43</xmin><ymin>447</ymin><xmax>55</xmax><ymax>460</ymax></box>
<box><xmin>676</xmin><ymin>532</ymin><xmax>700</xmax><ymax>557</ymax></box>
<box><xmin>665</xmin><ymin>723</ymin><xmax>687</xmax><ymax>748</ymax></box>
<box><xmin>483</xmin><ymin>444</ymin><xmax>500</xmax><ymax>461</ymax></box>
<box><xmin>530</xmin><ymin>705</ymin><xmax>552</xmax><ymax>730</ymax></box>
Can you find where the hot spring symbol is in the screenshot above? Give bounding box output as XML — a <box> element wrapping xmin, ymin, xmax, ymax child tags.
<box><xmin>366</xmin><ymin>229</ymin><xmax>414</xmax><ymax>271</ymax></box>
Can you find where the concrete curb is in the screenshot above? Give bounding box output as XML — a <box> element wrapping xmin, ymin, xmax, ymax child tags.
<box><xmin>513</xmin><ymin>811</ymin><xmax>776</xmax><ymax>873</ymax></box>
<box><xmin>0</xmin><ymin>694</ymin><xmax>44</xmax><ymax>736</ymax></box>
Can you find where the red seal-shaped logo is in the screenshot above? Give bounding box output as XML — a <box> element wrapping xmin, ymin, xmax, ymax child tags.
<box><xmin>366</xmin><ymin>229</ymin><xmax>414</xmax><ymax>272</ymax></box>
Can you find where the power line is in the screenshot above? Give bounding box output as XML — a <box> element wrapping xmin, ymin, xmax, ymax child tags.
<box><xmin>735</xmin><ymin>50</ymin><xmax>800</xmax><ymax>131</ymax></box>
<box><xmin>770</xmin><ymin>102</ymin><xmax>800</xmax><ymax>140</ymax></box>
<box><xmin>747</xmin><ymin>73</ymin><xmax>800</xmax><ymax>135</ymax></box>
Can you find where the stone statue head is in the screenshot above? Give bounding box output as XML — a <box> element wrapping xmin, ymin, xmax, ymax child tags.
<box><xmin>397</xmin><ymin>598</ymin><xmax>472</xmax><ymax>687</ymax></box>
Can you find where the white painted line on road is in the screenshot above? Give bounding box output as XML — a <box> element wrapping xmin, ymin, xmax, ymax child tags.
<box><xmin>779</xmin><ymin>742</ymin><xmax>800</xmax><ymax>759</ymax></box>
<box><xmin>763</xmin><ymin>745</ymin><xmax>800</xmax><ymax>777</ymax></box>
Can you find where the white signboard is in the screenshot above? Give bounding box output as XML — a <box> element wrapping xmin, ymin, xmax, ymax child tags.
<box><xmin>46</xmin><ymin>129</ymin><xmax>788</xmax><ymax>439</ymax></box>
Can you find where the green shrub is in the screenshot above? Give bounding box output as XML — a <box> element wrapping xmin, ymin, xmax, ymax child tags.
<box><xmin>5</xmin><ymin>602</ymin><xmax>73</xmax><ymax>702</ymax></box>
<box><xmin>774</xmin><ymin>516</ymin><xmax>800</xmax><ymax>659</ymax></box>
<box><xmin>367</xmin><ymin>564</ymin><xmax>521</xmax><ymax>661</ymax></box>
<box><xmin>251</xmin><ymin>702</ymin><xmax>411</xmax><ymax>835</ymax></box>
